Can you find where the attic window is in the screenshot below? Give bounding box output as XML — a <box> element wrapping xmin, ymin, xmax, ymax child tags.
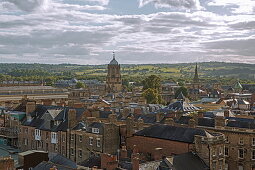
<box><xmin>92</xmin><ymin>128</ymin><xmax>99</xmax><ymax>134</ymax></box>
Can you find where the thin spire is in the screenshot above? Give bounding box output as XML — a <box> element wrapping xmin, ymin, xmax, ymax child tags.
<box><xmin>193</xmin><ymin>63</ymin><xmax>199</xmax><ymax>83</ymax></box>
<box><xmin>113</xmin><ymin>51</ymin><xmax>115</xmax><ymax>60</ymax></box>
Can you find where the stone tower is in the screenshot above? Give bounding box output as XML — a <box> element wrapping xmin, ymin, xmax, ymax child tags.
<box><xmin>106</xmin><ymin>52</ymin><xmax>122</xmax><ymax>93</ymax></box>
<box><xmin>194</xmin><ymin>132</ymin><xmax>225</xmax><ymax>170</ymax></box>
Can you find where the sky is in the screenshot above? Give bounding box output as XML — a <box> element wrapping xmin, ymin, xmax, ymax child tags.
<box><xmin>0</xmin><ymin>0</ymin><xmax>255</xmax><ymax>64</ymax></box>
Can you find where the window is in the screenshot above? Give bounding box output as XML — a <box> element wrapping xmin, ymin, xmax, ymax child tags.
<box><xmin>96</xmin><ymin>138</ymin><xmax>101</xmax><ymax>147</ymax></box>
<box><xmin>238</xmin><ymin>165</ymin><xmax>244</xmax><ymax>170</ymax></box>
<box><xmin>46</xmin><ymin>132</ymin><xmax>49</xmax><ymax>139</ymax></box>
<box><xmin>219</xmin><ymin>146</ymin><xmax>223</xmax><ymax>155</ymax></box>
<box><xmin>219</xmin><ymin>161</ymin><xmax>223</xmax><ymax>170</ymax></box>
<box><xmin>252</xmin><ymin>138</ymin><xmax>255</xmax><ymax>146</ymax></box>
<box><xmin>212</xmin><ymin>149</ymin><xmax>216</xmax><ymax>157</ymax></box>
<box><xmin>92</xmin><ymin>128</ymin><xmax>99</xmax><ymax>134</ymax></box>
<box><xmin>89</xmin><ymin>137</ymin><xmax>93</xmax><ymax>146</ymax></box>
<box><xmin>70</xmin><ymin>148</ymin><xmax>74</xmax><ymax>156</ymax></box>
<box><xmin>78</xmin><ymin>150</ymin><xmax>82</xmax><ymax>158</ymax></box>
<box><xmin>25</xmin><ymin>128</ymin><xmax>28</xmax><ymax>134</ymax></box>
<box><xmin>225</xmin><ymin>163</ymin><xmax>228</xmax><ymax>170</ymax></box>
<box><xmin>62</xmin><ymin>134</ymin><xmax>65</xmax><ymax>142</ymax></box>
<box><xmin>24</xmin><ymin>139</ymin><xmax>28</xmax><ymax>145</ymax></box>
<box><xmin>62</xmin><ymin>146</ymin><xmax>65</xmax><ymax>155</ymax></box>
<box><xmin>225</xmin><ymin>136</ymin><xmax>229</xmax><ymax>143</ymax></box>
<box><xmin>238</xmin><ymin>148</ymin><xmax>244</xmax><ymax>159</ymax></box>
<box><xmin>252</xmin><ymin>150</ymin><xmax>255</xmax><ymax>160</ymax></box>
<box><xmin>71</xmin><ymin>134</ymin><xmax>74</xmax><ymax>140</ymax></box>
<box><xmin>55</xmin><ymin>144</ymin><xmax>58</xmax><ymax>151</ymax></box>
<box><xmin>225</xmin><ymin>147</ymin><xmax>229</xmax><ymax>156</ymax></box>
<box><xmin>79</xmin><ymin>135</ymin><xmax>82</xmax><ymax>142</ymax></box>
<box><xmin>239</xmin><ymin>137</ymin><xmax>244</xmax><ymax>145</ymax></box>
<box><xmin>212</xmin><ymin>161</ymin><xmax>217</xmax><ymax>170</ymax></box>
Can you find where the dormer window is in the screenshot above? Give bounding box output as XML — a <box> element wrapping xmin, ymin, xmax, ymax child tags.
<box><xmin>92</xmin><ymin>128</ymin><xmax>99</xmax><ymax>134</ymax></box>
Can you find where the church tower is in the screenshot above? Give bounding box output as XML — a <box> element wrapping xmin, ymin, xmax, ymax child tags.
<box><xmin>106</xmin><ymin>52</ymin><xmax>122</xmax><ymax>93</ymax></box>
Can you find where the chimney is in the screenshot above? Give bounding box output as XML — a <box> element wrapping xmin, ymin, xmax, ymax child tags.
<box><xmin>164</xmin><ymin>118</ymin><xmax>174</xmax><ymax>126</ymax></box>
<box><xmin>131</xmin><ymin>145</ymin><xmax>140</xmax><ymax>170</ymax></box>
<box><xmin>108</xmin><ymin>113</ymin><xmax>117</xmax><ymax>123</ymax></box>
<box><xmin>153</xmin><ymin>148</ymin><xmax>163</xmax><ymax>160</ymax></box>
<box><xmin>136</xmin><ymin>118</ymin><xmax>143</xmax><ymax>130</ymax></box>
<box><xmin>26</xmin><ymin>101</ymin><xmax>36</xmax><ymax>114</ymax></box>
<box><xmin>120</xmin><ymin>146</ymin><xmax>128</xmax><ymax>159</ymax></box>
<box><xmin>215</xmin><ymin>116</ymin><xmax>226</xmax><ymax>127</ymax></box>
<box><xmin>156</xmin><ymin>113</ymin><xmax>164</xmax><ymax>122</ymax></box>
<box><xmin>188</xmin><ymin>119</ymin><xmax>196</xmax><ymax>128</ymax></box>
<box><xmin>198</xmin><ymin>111</ymin><xmax>204</xmax><ymax>118</ymax></box>
<box><xmin>68</xmin><ymin>109</ymin><xmax>77</xmax><ymax>129</ymax></box>
<box><xmin>101</xmin><ymin>153</ymin><xmax>118</xmax><ymax>170</ymax></box>
<box><xmin>224</xmin><ymin>110</ymin><xmax>230</xmax><ymax>117</ymax></box>
<box><xmin>132</xmin><ymin>156</ymin><xmax>140</xmax><ymax>170</ymax></box>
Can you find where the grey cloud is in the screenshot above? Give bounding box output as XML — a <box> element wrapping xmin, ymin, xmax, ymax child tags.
<box><xmin>3</xmin><ymin>0</ymin><xmax>50</xmax><ymax>11</ymax></box>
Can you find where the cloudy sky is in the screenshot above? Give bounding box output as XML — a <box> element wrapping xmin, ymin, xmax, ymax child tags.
<box><xmin>0</xmin><ymin>0</ymin><xmax>255</xmax><ymax>64</ymax></box>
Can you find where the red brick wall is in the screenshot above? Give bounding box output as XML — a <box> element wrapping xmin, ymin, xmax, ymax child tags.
<box><xmin>127</xmin><ymin>136</ymin><xmax>192</xmax><ymax>159</ymax></box>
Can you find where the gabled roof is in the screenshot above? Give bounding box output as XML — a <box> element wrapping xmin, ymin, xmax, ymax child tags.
<box><xmin>135</xmin><ymin>124</ymin><xmax>208</xmax><ymax>144</ymax></box>
<box><xmin>176</xmin><ymin>92</ymin><xmax>185</xmax><ymax>100</ymax></box>
<box><xmin>233</xmin><ymin>81</ymin><xmax>243</xmax><ymax>90</ymax></box>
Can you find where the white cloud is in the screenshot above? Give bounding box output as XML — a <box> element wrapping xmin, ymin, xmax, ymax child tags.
<box><xmin>139</xmin><ymin>0</ymin><xmax>201</xmax><ymax>10</ymax></box>
<box><xmin>207</xmin><ymin>0</ymin><xmax>255</xmax><ymax>14</ymax></box>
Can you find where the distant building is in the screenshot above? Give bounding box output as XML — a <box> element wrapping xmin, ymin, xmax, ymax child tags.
<box><xmin>106</xmin><ymin>52</ymin><xmax>122</xmax><ymax>93</ymax></box>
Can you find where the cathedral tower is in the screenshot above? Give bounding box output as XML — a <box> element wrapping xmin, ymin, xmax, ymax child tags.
<box><xmin>106</xmin><ymin>52</ymin><xmax>122</xmax><ymax>93</ymax></box>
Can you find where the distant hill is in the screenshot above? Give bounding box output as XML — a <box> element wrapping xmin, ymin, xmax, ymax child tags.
<box><xmin>0</xmin><ymin>62</ymin><xmax>254</xmax><ymax>83</ymax></box>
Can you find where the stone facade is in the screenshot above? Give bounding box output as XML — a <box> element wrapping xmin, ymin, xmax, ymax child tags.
<box><xmin>106</xmin><ymin>53</ymin><xmax>122</xmax><ymax>93</ymax></box>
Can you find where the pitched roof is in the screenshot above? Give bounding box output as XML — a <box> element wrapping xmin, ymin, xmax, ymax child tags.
<box><xmin>135</xmin><ymin>124</ymin><xmax>207</xmax><ymax>143</ymax></box>
<box><xmin>172</xmin><ymin>152</ymin><xmax>209</xmax><ymax>170</ymax></box>
<box><xmin>78</xmin><ymin>155</ymin><xmax>101</xmax><ymax>168</ymax></box>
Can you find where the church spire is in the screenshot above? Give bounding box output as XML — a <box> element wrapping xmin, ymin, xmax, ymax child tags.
<box><xmin>113</xmin><ymin>51</ymin><xmax>115</xmax><ymax>60</ymax></box>
<box><xmin>193</xmin><ymin>63</ymin><xmax>199</xmax><ymax>83</ymax></box>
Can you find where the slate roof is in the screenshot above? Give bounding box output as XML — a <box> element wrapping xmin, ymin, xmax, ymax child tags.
<box><xmin>33</xmin><ymin>154</ymin><xmax>77</xmax><ymax>170</ymax></box>
<box><xmin>175</xmin><ymin>116</ymin><xmax>192</xmax><ymax>124</ymax></box>
<box><xmin>135</xmin><ymin>124</ymin><xmax>208</xmax><ymax>143</ymax></box>
<box><xmin>33</xmin><ymin>161</ymin><xmax>74</xmax><ymax>170</ymax></box>
<box><xmin>172</xmin><ymin>152</ymin><xmax>209</xmax><ymax>170</ymax></box>
<box><xmin>176</xmin><ymin>92</ymin><xmax>185</xmax><ymax>100</ymax></box>
<box><xmin>50</xmin><ymin>154</ymin><xmax>77</xmax><ymax>169</ymax></box>
<box><xmin>198</xmin><ymin>118</ymin><xmax>215</xmax><ymax>127</ymax></box>
<box><xmin>78</xmin><ymin>155</ymin><xmax>101</xmax><ymax>168</ymax></box>
<box><xmin>166</xmin><ymin>101</ymin><xmax>199</xmax><ymax>112</ymax></box>
<box><xmin>21</xmin><ymin>105</ymin><xmax>85</xmax><ymax>132</ymax></box>
<box><xmin>226</xmin><ymin>117</ymin><xmax>255</xmax><ymax>129</ymax></box>
<box><xmin>72</xmin><ymin>122</ymin><xmax>86</xmax><ymax>131</ymax></box>
<box><xmin>87</xmin><ymin>122</ymin><xmax>104</xmax><ymax>134</ymax></box>
<box><xmin>134</xmin><ymin>114</ymin><xmax>157</xmax><ymax>124</ymax></box>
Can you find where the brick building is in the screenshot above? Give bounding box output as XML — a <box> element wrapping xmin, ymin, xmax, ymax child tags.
<box><xmin>126</xmin><ymin>124</ymin><xmax>225</xmax><ymax>170</ymax></box>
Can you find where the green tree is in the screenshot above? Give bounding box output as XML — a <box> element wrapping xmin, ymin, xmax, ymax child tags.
<box><xmin>143</xmin><ymin>88</ymin><xmax>160</xmax><ymax>104</ymax></box>
<box><xmin>75</xmin><ymin>81</ymin><xmax>85</xmax><ymax>89</ymax></box>
<box><xmin>175</xmin><ymin>86</ymin><xmax>188</xmax><ymax>98</ymax></box>
<box><xmin>142</xmin><ymin>75</ymin><xmax>161</xmax><ymax>91</ymax></box>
